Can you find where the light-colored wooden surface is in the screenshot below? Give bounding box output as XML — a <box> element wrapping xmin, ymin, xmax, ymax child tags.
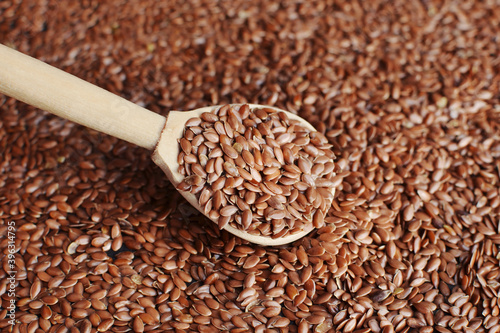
<box><xmin>0</xmin><ymin>44</ymin><xmax>165</xmax><ymax>150</ymax></box>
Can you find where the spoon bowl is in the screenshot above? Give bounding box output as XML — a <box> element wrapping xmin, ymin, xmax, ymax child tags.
<box><xmin>153</xmin><ymin>104</ymin><xmax>332</xmax><ymax>245</ymax></box>
<box><xmin>0</xmin><ymin>44</ymin><xmax>333</xmax><ymax>246</ymax></box>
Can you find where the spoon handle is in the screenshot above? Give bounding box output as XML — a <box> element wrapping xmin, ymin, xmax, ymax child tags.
<box><xmin>0</xmin><ymin>44</ymin><xmax>165</xmax><ymax>150</ymax></box>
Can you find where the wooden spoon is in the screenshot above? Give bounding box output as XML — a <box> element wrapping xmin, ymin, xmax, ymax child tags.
<box><xmin>0</xmin><ymin>44</ymin><xmax>334</xmax><ymax>246</ymax></box>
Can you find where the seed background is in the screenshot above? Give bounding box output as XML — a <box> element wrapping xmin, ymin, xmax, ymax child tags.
<box><xmin>1</xmin><ymin>0</ymin><xmax>500</xmax><ymax>332</ymax></box>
